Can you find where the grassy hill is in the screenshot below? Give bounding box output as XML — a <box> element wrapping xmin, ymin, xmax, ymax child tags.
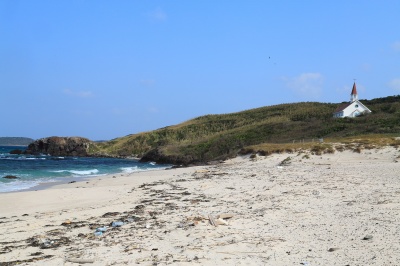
<box><xmin>89</xmin><ymin>95</ymin><xmax>400</xmax><ymax>164</ymax></box>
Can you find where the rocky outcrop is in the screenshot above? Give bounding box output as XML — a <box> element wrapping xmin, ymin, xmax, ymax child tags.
<box><xmin>3</xmin><ymin>175</ymin><xmax>18</xmax><ymax>179</ymax></box>
<box><xmin>25</xmin><ymin>137</ymin><xmax>91</xmax><ymax>157</ymax></box>
<box><xmin>9</xmin><ymin>149</ymin><xmax>23</xmax><ymax>155</ymax></box>
<box><xmin>139</xmin><ymin>148</ymin><xmax>198</xmax><ymax>166</ymax></box>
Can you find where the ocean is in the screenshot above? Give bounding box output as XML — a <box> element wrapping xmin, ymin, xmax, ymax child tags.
<box><xmin>0</xmin><ymin>146</ymin><xmax>170</xmax><ymax>193</ymax></box>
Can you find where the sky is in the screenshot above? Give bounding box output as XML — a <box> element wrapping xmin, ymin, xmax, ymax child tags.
<box><xmin>1</xmin><ymin>1</ymin><xmax>399</xmax><ymax>140</ymax></box>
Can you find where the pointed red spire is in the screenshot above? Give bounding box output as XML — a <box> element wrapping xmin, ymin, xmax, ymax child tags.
<box><xmin>351</xmin><ymin>82</ymin><xmax>358</xmax><ymax>95</ymax></box>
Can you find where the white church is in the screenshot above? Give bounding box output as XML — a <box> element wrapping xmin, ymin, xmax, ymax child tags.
<box><xmin>333</xmin><ymin>82</ymin><xmax>372</xmax><ymax>118</ymax></box>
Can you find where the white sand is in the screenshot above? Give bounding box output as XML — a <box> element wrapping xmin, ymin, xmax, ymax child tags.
<box><xmin>1</xmin><ymin>147</ymin><xmax>400</xmax><ymax>265</ymax></box>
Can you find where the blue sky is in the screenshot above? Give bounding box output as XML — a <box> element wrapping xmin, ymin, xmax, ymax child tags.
<box><xmin>1</xmin><ymin>1</ymin><xmax>399</xmax><ymax>140</ymax></box>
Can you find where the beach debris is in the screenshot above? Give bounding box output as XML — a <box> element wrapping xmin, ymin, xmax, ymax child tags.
<box><xmin>94</xmin><ymin>226</ymin><xmax>108</xmax><ymax>236</ymax></box>
<box><xmin>328</xmin><ymin>247</ymin><xmax>340</xmax><ymax>252</ymax></box>
<box><xmin>94</xmin><ymin>231</ymin><xmax>103</xmax><ymax>236</ymax></box>
<box><xmin>2</xmin><ymin>255</ymin><xmax>54</xmax><ymax>265</ymax></box>
<box><xmin>362</xmin><ymin>235</ymin><xmax>373</xmax><ymax>241</ymax></box>
<box><xmin>27</xmin><ymin>236</ymin><xmax>71</xmax><ymax>249</ymax></box>
<box><xmin>208</xmin><ymin>214</ymin><xmax>217</xmax><ymax>227</ymax></box>
<box><xmin>312</xmin><ymin>190</ymin><xmax>322</xmax><ymax>196</ymax></box>
<box><xmin>279</xmin><ymin>157</ymin><xmax>292</xmax><ymax>166</ymax></box>
<box><xmin>30</xmin><ymin>252</ymin><xmax>44</xmax><ymax>256</ymax></box>
<box><xmin>101</xmin><ymin>212</ymin><xmax>120</xmax><ymax>218</ymax></box>
<box><xmin>61</xmin><ymin>219</ymin><xmax>71</xmax><ymax>225</ymax></box>
<box><xmin>66</xmin><ymin>257</ymin><xmax>95</xmax><ymax>264</ymax></box>
<box><xmin>208</xmin><ymin>213</ymin><xmax>234</xmax><ymax>227</ymax></box>
<box><xmin>61</xmin><ymin>220</ymin><xmax>87</xmax><ymax>228</ymax></box>
<box><xmin>215</xmin><ymin>218</ymin><xmax>228</xmax><ymax>225</ymax></box>
<box><xmin>111</xmin><ymin>221</ymin><xmax>124</xmax><ymax>227</ymax></box>
<box><xmin>217</xmin><ymin>213</ymin><xmax>234</xmax><ymax>219</ymax></box>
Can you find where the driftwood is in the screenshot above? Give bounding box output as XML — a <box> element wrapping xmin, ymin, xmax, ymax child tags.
<box><xmin>215</xmin><ymin>218</ymin><xmax>228</xmax><ymax>225</ymax></box>
<box><xmin>208</xmin><ymin>213</ymin><xmax>235</xmax><ymax>226</ymax></box>
<box><xmin>217</xmin><ymin>213</ymin><xmax>235</xmax><ymax>219</ymax></box>
<box><xmin>66</xmin><ymin>257</ymin><xmax>95</xmax><ymax>264</ymax></box>
<box><xmin>208</xmin><ymin>214</ymin><xmax>217</xmax><ymax>227</ymax></box>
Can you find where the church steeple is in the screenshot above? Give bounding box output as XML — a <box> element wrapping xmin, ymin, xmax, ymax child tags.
<box><xmin>350</xmin><ymin>82</ymin><xmax>358</xmax><ymax>102</ymax></box>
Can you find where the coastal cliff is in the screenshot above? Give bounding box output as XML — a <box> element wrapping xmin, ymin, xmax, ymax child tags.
<box><xmin>25</xmin><ymin>137</ymin><xmax>91</xmax><ymax>157</ymax></box>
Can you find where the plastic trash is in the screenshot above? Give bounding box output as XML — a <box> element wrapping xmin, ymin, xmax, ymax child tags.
<box><xmin>94</xmin><ymin>231</ymin><xmax>103</xmax><ymax>236</ymax></box>
<box><xmin>96</xmin><ymin>227</ymin><xmax>107</xmax><ymax>232</ymax></box>
<box><xmin>112</xmin><ymin>221</ymin><xmax>124</xmax><ymax>227</ymax></box>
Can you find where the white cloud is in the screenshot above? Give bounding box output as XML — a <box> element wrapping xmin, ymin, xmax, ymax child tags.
<box><xmin>63</xmin><ymin>89</ymin><xmax>93</xmax><ymax>98</ymax></box>
<box><xmin>388</xmin><ymin>78</ymin><xmax>400</xmax><ymax>91</ymax></box>
<box><xmin>283</xmin><ymin>72</ymin><xmax>323</xmax><ymax>99</ymax></box>
<box><xmin>392</xmin><ymin>41</ymin><xmax>400</xmax><ymax>52</ymax></box>
<box><xmin>147</xmin><ymin>7</ymin><xmax>167</xmax><ymax>22</ymax></box>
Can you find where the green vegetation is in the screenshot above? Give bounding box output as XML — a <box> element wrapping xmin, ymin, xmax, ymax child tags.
<box><xmin>0</xmin><ymin>137</ymin><xmax>34</xmax><ymax>146</ymax></box>
<box><xmin>90</xmin><ymin>95</ymin><xmax>400</xmax><ymax>163</ymax></box>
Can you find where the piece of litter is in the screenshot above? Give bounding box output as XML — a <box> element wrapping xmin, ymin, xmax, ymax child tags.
<box><xmin>111</xmin><ymin>221</ymin><xmax>124</xmax><ymax>227</ymax></box>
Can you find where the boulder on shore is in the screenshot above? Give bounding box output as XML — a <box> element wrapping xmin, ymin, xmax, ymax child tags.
<box><xmin>24</xmin><ymin>137</ymin><xmax>91</xmax><ymax>157</ymax></box>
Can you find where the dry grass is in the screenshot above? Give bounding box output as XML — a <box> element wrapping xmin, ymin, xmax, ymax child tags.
<box><xmin>245</xmin><ymin>142</ymin><xmax>335</xmax><ymax>156</ymax></box>
<box><xmin>242</xmin><ymin>134</ymin><xmax>400</xmax><ymax>156</ymax></box>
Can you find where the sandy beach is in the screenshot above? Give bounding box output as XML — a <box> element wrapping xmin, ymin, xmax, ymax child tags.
<box><xmin>1</xmin><ymin>147</ymin><xmax>400</xmax><ymax>265</ymax></box>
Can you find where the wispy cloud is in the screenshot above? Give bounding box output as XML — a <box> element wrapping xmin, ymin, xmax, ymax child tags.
<box><xmin>147</xmin><ymin>7</ymin><xmax>167</xmax><ymax>22</ymax></box>
<box><xmin>392</xmin><ymin>41</ymin><xmax>400</xmax><ymax>52</ymax></box>
<box><xmin>283</xmin><ymin>72</ymin><xmax>323</xmax><ymax>99</ymax></box>
<box><xmin>388</xmin><ymin>78</ymin><xmax>400</xmax><ymax>91</ymax></box>
<box><xmin>63</xmin><ymin>89</ymin><xmax>93</xmax><ymax>98</ymax></box>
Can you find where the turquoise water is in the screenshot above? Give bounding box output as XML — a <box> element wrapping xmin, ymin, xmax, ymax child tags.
<box><xmin>0</xmin><ymin>146</ymin><xmax>169</xmax><ymax>192</ymax></box>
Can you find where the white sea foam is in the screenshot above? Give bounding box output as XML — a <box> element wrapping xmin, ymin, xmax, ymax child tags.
<box><xmin>0</xmin><ymin>180</ymin><xmax>41</xmax><ymax>193</ymax></box>
<box><xmin>70</xmin><ymin>169</ymin><xmax>99</xmax><ymax>175</ymax></box>
<box><xmin>49</xmin><ymin>169</ymin><xmax>99</xmax><ymax>175</ymax></box>
<box><xmin>120</xmin><ymin>166</ymin><xmax>140</xmax><ymax>173</ymax></box>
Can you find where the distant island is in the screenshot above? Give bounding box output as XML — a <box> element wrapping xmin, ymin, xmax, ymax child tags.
<box><xmin>0</xmin><ymin>137</ymin><xmax>34</xmax><ymax>146</ymax></box>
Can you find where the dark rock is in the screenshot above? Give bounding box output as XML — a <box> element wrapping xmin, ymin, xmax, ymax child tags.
<box><xmin>9</xmin><ymin>149</ymin><xmax>23</xmax><ymax>155</ymax></box>
<box><xmin>3</xmin><ymin>175</ymin><xmax>18</xmax><ymax>179</ymax></box>
<box><xmin>139</xmin><ymin>148</ymin><xmax>198</xmax><ymax>166</ymax></box>
<box><xmin>24</xmin><ymin>137</ymin><xmax>91</xmax><ymax>157</ymax></box>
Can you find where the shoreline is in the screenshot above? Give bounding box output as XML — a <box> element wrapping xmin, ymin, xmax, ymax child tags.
<box><xmin>1</xmin><ymin>148</ymin><xmax>400</xmax><ymax>265</ymax></box>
